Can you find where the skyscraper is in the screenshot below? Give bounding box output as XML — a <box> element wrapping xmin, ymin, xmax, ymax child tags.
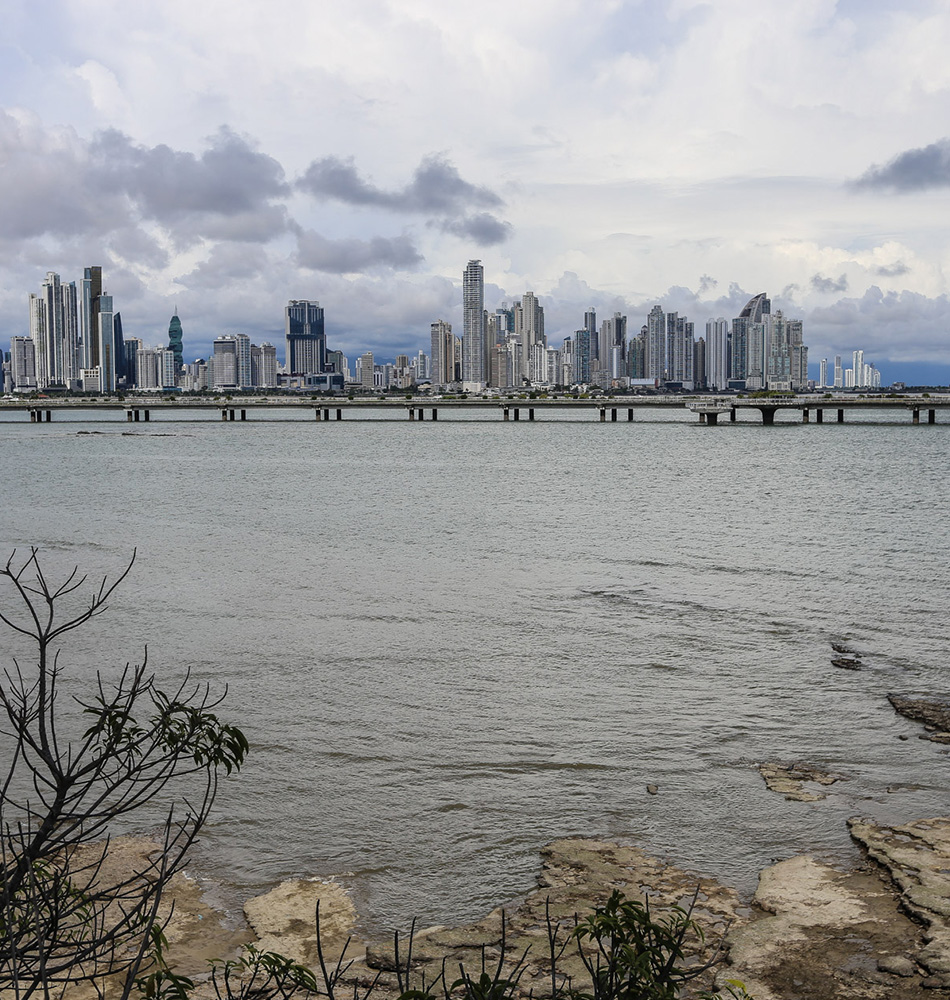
<box><xmin>430</xmin><ymin>320</ymin><xmax>454</xmax><ymax>387</ymax></box>
<box><xmin>646</xmin><ymin>305</ymin><xmax>665</xmax><ymax>381</ymax></box>
<box><xmin>285</xmin><ymin>300</ymin><xmax>326</xmax><ymax>375</ymax></box>
<box><xmin>706</xmin><ymin>319</ymin><xmax>729</xmax><ymax>390</ymax></box>
<box><xmin>81</xmin><ymin>267</ymin><xmax>102</xmax><ymax>370</ymax></box>
<box><xmin>461</xmin><ymin>260</ymin><xmax>485</xmax><ymax>388</ymax></box>
<box><xmin>30</xmin><ymin>272</ymin><xmax>80</xmax><ymax>389</ymax></box>
<box><xmin>168</xmin><ymin>312</ymin><xmax>184</xmax><ymax>369</ymax></box>
<box><xmin>97</xmin><ymin>294</ymin><xmax>116</xmax><ymax>392</ymax></box>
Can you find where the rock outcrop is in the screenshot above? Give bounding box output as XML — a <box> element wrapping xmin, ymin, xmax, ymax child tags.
<box><xmin>757</xmin><ymin>762</ymin><xmax>840</xmax><ymax>801</ymax></box>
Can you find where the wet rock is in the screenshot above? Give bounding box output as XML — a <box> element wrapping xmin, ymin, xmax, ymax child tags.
<box><xmin>831</xmin><ymin>657</ymin><xmax>862</xmax><ymax>670</ymax></box>
<box><xmin>244</xmin><ymin>878</ymin><xmax>356</xmax><ymax>969</ymax></box>
<box><xmin>849</xmin><ymin>817</ymin><xmax>950</xmax><ymax>985</ymax></box>
<box><xmin>878</xmin><ymin>955</ymin><xmax>917</xmax><ymax>977</ymax></box>
<box><xmin>831</xmin><ymin>642</ymin><xmax>857</xmax><ymax>655</ymax></box>
<box><xmin>646</xmin><ymin>784</ymin><xmax>659</xmax><ymax>795</ymax></box>
<box><xmin>888</xmin><ymin>694</ymin><xmax>950</xmax><ymax>733</ymax></box>
<box><xmin>757</xmin><ymin>762</ymin><xmax>839</xmax><ymax>801</ymax></box>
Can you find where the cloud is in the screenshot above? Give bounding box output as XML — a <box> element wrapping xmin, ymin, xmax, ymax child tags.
<box><xmin>436</xmin><ymin>213</ymin><xmax>511</xmax><ymax>245</ymax></box>
<box><xmin>698</xmin><ymin>274</ymin><xmax>717</xmax><ymax>295</ymax></box>
<box><xmin>854</xmin><ymin>138</ymin><xmax>950</xmax><ymax>192</ymax></box>
<box><xmin>875</xmin><ymin>260</ymin><xmax>910</xmax><ymax>277</ymax></box>
<box><xmin>294</xmin><ymin>228</ymin><xmax>423</xmax><ymax>273</ymax></box>
<box><xmin>297</xmin><ymin>154</ymin><xmax>511</xmax><ymax>245</ymax></box>
<box><xmin>811</xmin><ymin>273</ymin><xmax>849</xmax><ymax>294</ymax></box>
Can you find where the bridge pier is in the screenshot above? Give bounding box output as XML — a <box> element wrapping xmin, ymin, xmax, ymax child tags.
<box><xmin>503</xmin><ymin>406</ymin><xmax>509</xmax><ymax>421</ymax></box>
<box><xmin>610</xmin><ymin>408</ymin><xmax>617</xmax><ymax>422</ymax></box>
<box><xmin>802</xmin><ymin>408</ymin><xmax>809</xmax><ymax>423</ymax></box>
<box><xmin>431</xmin><ymin>408</ymin><xmax>438</xmax><ymax>421</ymax></box>
<box><xmin>628</xmin><ymin>408</ymin><xmax>633</xmax><ymax>421</ymax></box>
<box><xmin>514</xmin><ymin>408</ymin><xmax>520</xmax><ymax>421</ymax></box>
<box><xmin>698</xmin><ymin>412</ymin><xmax>706</xmax><ymax>424</ymax></box>
<box><xmin>241</xmin><ymin>409</ymin><xmax>246</xmax><ymax>421</ymax></box>
<box><xmin>816</xmin><ymin>409</ymin><xmax>823</xmax><ymax>423</ymax></box>
<box><xmin>930</xmin><ymin>408</ymin><xmax>936</xmax><ymax>424</ymax></box>
<box><xmin>838</xmin><ymin>409</ymin><xmax>844</xmax><ymax>423</ymax></box>
<box><xmin>336</xmin><ymin>408</ymin><xmax>342</xmax><ymax>420</ymax></box>
<box><xmin>529</xmin><ymin>408</ymin><xmax>535</xmax><ymax>421</ymax></box>
<box><xmin>706</xmin><ymin>411</ymin><xmax>719</xmax><ymax>426</ymax></box>
<box><xmin>759</xmin><ymin>407</ymin><xmax>776</xmax><ymax>426</ymax></box>
<box><xmin>730</xmin><ymin>406</ymin><xmax>736</xmax><ymax>422</ymax></box>
<box><xmin>315</xmin><ymin>408</ymin><xmax>321</xmax><ymax>420</ymax></box>
<box><xmin>221</xmin><ymin>409</ymin><xmax>228</xmax><ymax>421</ymax></box>
<box><xmin>127</xmin><ymin>410</ymin><xmax>134</xmax><ymax>422</ymax></box>
<box><xmin>913</xmin><ymin>407</ymin><xmax>920</xmax><ymax>424</ymax></box>
<box><xmin>418</xmin><ymin>408</ymin><xmax>425</xmax><ymax>421</ymax></box>
<box><xmin>324</xmin><ymin>408</ymin><xmax>331</xmax><ymax>421</ymax></box>
<box><xmin>599</xmin><ymin>408</ymin><xmax>606</xmax><ymax>422</ymax></box>
<box><xmin>408</xmin><ymin>407</ymin><xmax>415</xmax><ymax>420</ymax></box>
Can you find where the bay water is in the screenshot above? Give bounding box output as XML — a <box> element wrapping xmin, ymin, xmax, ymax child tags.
<box><xmin>1</xmin><ymin>405</ymin><xmax>948</xmax><ymax>932</ymax></box>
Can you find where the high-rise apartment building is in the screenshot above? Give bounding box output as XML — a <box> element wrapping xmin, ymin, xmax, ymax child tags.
<box><xmin>360</xmin><ymin>351</ymin><xmax>375</xmax><ymax>389</ymax></box>
<box><xmin>461</xmin><ymin>260</ymin><xmax>485</xmax><ymax>388</ymax></box>
<box><xmin>430</xmin><ymin>320</ymin><xmax>454</xmax><ymax>387</ymax></box>
<box><xmin>10</xmin><ymin>337</ymin><xmax>37</xmax><ymax>392</ymax></box>
<box><xmin>97</xmin><ymin>294</ymin><xmax>116</xmax><ymax>392</ymax></box>
<box><xmin>646</xmin><ymin>306</ymin><xmax>665</xmax><ymax>381</ymax></box>
<box><xmin>285</xmin><ymin>300</ymin><xmax>326</xmax><ymax>375</ymax></box>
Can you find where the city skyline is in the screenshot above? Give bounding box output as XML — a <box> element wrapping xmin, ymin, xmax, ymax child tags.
<box><xmin>2</xmin><ymin>2</ymin><xmax>950</xmax><ymax>385</ymax></box>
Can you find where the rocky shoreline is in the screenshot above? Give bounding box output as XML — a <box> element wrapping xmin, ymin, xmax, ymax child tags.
<box><xmin>146</xmin><ymin>813</ymin><xmax>950</xmax><ymax>1000</ymax></box>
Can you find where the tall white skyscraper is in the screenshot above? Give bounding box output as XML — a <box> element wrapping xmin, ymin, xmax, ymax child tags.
<box><xmin>97</xmin><ymin>294</ymin><xmax>116</xmax><ymax>392</ymax></box>
<box><xmin>430</xmin><ymin>320</ymin><xmax>454</xmax><ymax>387</ymax></box>
<box><xmin>461</xmin><ymin>260</ymin><xmax>485</xmax><ymax>388</ymax></box>
<box><xmin>706</xmin><ymin>318</ymin><xmax>729</xmax><ymax>390</ymax></box>
<box><xmin>819</xmin><ymin>358</ymin><xmax>829</xmax><ymax>388</ymax></box>
<box><xmin>30</xmin><ymin>272</ymin><xmax>80</xmax><ymax>389</ymax></box>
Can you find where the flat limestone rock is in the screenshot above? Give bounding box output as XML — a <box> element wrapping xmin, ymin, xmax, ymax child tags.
<box><xmin>849</xmin><ymin>816</ymin><xmax>950</xmax><ymax>986</ymax></box>
<box><xmin>758</xmin><ymin>762</ymin><xmax>839</xmax><ymax>801</ymax></box>
<box><xmin>244</xmin><ymin>878</ymin><xmax>356</xmax><ymax>969</ymax></box>
<box><xmin>722</xmin><ymin>855</ymin><xmax>930</xmax><ymax>999</ymax></box>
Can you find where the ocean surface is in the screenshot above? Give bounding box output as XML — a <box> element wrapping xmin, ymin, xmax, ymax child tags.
<box><xmin>1</xmin><ymin>404</ymin><xmax>948</xmax><ymax>933</ymax></box>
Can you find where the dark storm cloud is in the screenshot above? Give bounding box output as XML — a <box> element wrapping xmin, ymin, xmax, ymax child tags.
<box><xmin>297</xmin><ymin>154</ymin><xmax>512</xmax><ymax>245</ymax></box>
<box><xmin>0</xmin><ymin>117</ymin><xmax>291</xmax><ymax>244</ymax></box>
<box><xmin>294</xmin><ymin>228</ymin><xmax>423</xmax><ymax>273</ymax></box>
<box><xmin>89</xmin><ymin>127</ymin><xmax>290</xmax><ymax>221</ymax></box>
<box><xmin>854</xmin><ymin>138</ymin><xmax>950</xmax><ymax>191</ymax></box>
<box><xmin>811</xmin><ymin>273</ymin><xmax>849</xmax><ymax>294</ymax></box>
<box><xmin>436</xmin><ymin>212</ymin><xmax>512</xmax><ymax>246</ymax></box>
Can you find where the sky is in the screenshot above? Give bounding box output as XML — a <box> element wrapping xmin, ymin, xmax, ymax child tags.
<box><xmin>4</xmin><ymin>0</ymin><xmax>950</xmax><ymax>383</ymax></box>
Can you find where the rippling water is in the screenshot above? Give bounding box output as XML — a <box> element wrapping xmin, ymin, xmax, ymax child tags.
<box><xmin>2</xmin><ymin>406</ymin><xmax>948</xmax><ymax>932</ymax></box>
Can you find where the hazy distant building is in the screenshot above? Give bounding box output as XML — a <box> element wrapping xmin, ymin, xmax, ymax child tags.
<box><xmin>81</xmin><ymin>266</ymin><xmax>102</xmax><ymax>371</ymax></box>
<box><xmin>285</xmin><ymin>300</ymin><xmax>326</xmax><ymax>375</ymax></box>
<box><xmin>706</xmin><ymin>319</ymin><xmax>729</xmax><ymax>390</ymax></box>
<box><xmin>359</xmin><ymin>351</ymin><xmax>375</xmax><ymax>389</ymax></box>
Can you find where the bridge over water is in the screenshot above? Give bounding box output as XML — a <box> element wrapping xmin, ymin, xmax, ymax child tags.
<box><xmin>4</xmin><ymin>394</ymin><xmax>948</xmax><ymax>426</ymax></box>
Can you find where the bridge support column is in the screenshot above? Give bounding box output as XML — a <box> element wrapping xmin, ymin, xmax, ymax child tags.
<box><xmin>315</xmin><ymin>408</ymin><xmax>322</xmax><ymax>420</ymax></box>
<box><xmin>29</xmin><ymin>410</ymin><xmax>36</xmax><ymax>423</ymax></box>
<box><xmin>514</xmin><ymin>408</ymin><xmax>520</xmax><ymax>421</ymax></box>
<box><xmin>144</xmin><ymin>410</ymin><xmax>150</xmax><ymax>421</ymax></box>
<box><xmin>628</xmin><ymin>408</ymin><xmax>633</xmax><ymax>421</ymax></box>
<box><xmin>837</xmin><ymin>409</ymin><xmax>844</xmax><ymax>423</ymax></box>
<box><xmin>418</xmin><ymin>408</ymin><xmax>425</xmax><ymax>421</ymax></box>
<box><xmin>324</xmin><ymin>408</ymin><xmax>331</xmax><ymax>421</ymax></box>
<box><xmin>529</xmin><ymin>408</ymin><xmax>535</xmax><ymax>421</ymax></box>
<box><xmin>409</xmin><ymin>408</ymin><xmax>415</xmax><ymax>420</ymax></box>
<box><xmin>611</xmin><ymin>408</ymin><xmax>617</xmax><ymax>422</ymax></box>
<box><xmin>431</xmin><ymin>408</ymin><xmax>438</xmax><ymax>421</ymax></box>
<box><xmin>336</xmin><ymin>409</ymin><xmax>342</xmax><ymax>420</ymax></box>
<box><xmin>599</xmin><ymin>408</ymin><xmax>606</xmax><ymax>422</ymax></box>
<box><xmin>816</xmin><ymin>409</ymin><xmax>823</xmax><ymax>423</ymax></box>
<box><xmin>707</xmin><ymin>412</ymin><xmax>719</xmax><ymax>426</ymax></box>
<box><xmin>135</xmin><ymin>410</ymin><xmax>141</xmax><ymax>421</ymax></box>
<box><xmin>127</xmin><ymin>410</ymin><xmax>134</xmax><ymax>422</ymax></box>
<box><xmin>930</xmin><ymin>409</ymin><xmax>936</xmax><ymax>424</ymax></box>
<box><xmin>45</xmin><ymin>410</ymin><xmax>52</xmax><ymax>422</ymax></box>
<box><xmin>503</xmin><ymin>407</ymin><xmax>509</xmax><ymax>421</ymax></box>
<box><xmin>913</xmin><ymin>407</ymin><xmax>920</xmax><ymax>424</ymax></box>
<box><xmin>730</xmin><ymin>407</ymin><xmax>737</xmax><ymax>422</ymax></box>
<box><xmin>698</xmin><ymin>412</ymin><xmax>706</xmax><ymax>424</ymax></box>
<box><xmin>241</xmin><ymin>409</ymin><xmax>246</xmax><ymax>421</ymax></box>
<box><xmin>760</xmin><ymin>407</ymin><xmax>776</xmax><ymax>426</ymax></box>
<box><xmin>221</xmin><ymin>409</ymin><xmax>228</xmax><ymax>421</ymax></box>
<box><xmin>230</xmin><ymin>409</ymin><xmax>236</xmax><ymax>421</ymax></box>
<box><xmin>802</xmin><ymin>408</ymin><xmax>809</xmax><ymax>423</ymax></box>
